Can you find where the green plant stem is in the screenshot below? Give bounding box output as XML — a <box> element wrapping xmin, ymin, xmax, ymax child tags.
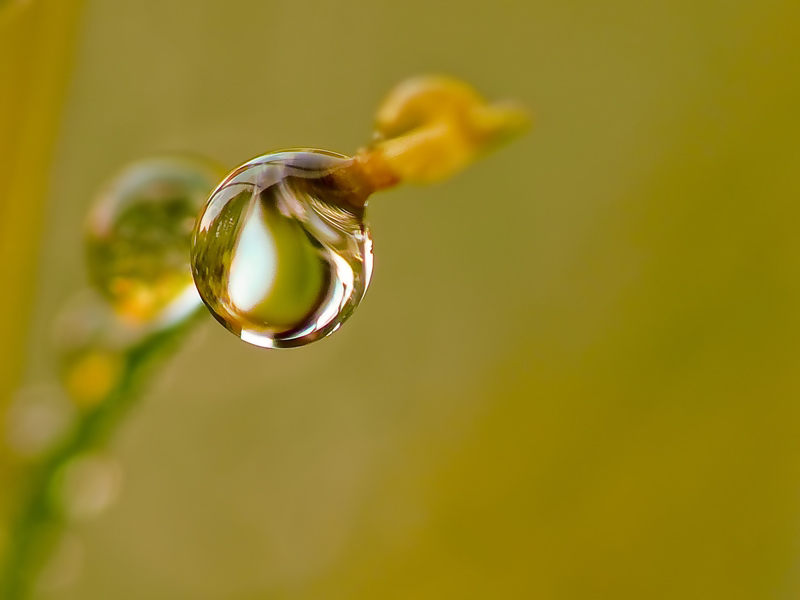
<box><xmin>0</xmin><ymin>311</ymin><xmax>202</xmax><ymax>600</ymax></box>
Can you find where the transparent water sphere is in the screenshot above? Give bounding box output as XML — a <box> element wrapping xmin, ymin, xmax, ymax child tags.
<box><xmin>191</xmin><ymin>149</ymin><xmax>374</xmax><ymax>348</ymax></box>
<box><xmin>85</xmin><ymin>156</ymin><xmax>223</xmax><ymax>326</ymax></box>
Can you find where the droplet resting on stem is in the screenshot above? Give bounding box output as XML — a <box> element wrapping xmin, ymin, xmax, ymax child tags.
<box><xmin>190</xmin><ymin>75</ymin><xmax>530</xmax><ymax>348</ymax></box>
<box><xmin>191</xmin><ymin>150</ymin><xmax>374</xmax><ymax>348</ymax></box>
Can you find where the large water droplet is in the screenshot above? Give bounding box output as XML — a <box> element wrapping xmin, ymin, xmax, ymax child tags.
<box><xmin>85</xmin><ymin>156</ymin><xmax>223</xmax><ymax>326</ymax></box>
<box><xmin>191</xmin><ymin>149</ymin><xmax>374</xmax><ymax>348</ymax></box>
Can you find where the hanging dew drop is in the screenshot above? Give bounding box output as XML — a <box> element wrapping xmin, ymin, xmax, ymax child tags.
<box><xmin>188</xmin><ymin>80</ymin><xmax>528</xmax><ymax>348</ymax></box>
<box><xmin>191</xmin><ymin>150</ymin><xmax>374</xmax><ymax>348</ymax></box>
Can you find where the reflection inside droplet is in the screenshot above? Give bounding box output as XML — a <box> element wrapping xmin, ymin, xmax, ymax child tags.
<box><xmin>191</xmin><ymin>150</ymin><xmax>374</xmax><ymax>348</ymax></box>
<box><xmin>228</xmin><ymin>198</ymin><xmax>280</xmax><ymax>312</ymax></box>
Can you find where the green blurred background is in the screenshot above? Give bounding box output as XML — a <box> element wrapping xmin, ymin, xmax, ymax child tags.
<box><xmin>4</xmin><ymin>0</ymin><xmax>800</xmax><ymax>598</ymax></box>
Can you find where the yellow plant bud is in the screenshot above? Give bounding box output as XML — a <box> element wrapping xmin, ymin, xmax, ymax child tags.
<box><xmin>63</xmin><ymin>351</ymin><xmax>124</xmax><ymax>409</ymax></box>
<box><xmin>363</xmin><ymin>75</ymin><xmax>530</xmax><ymax>185</ymax></box>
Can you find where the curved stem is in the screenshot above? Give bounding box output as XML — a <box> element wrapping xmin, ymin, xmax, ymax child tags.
<box><xmin>0</xmin><ymin>312</ymin><xmax>201</xmax><ymax>600</ymax></box>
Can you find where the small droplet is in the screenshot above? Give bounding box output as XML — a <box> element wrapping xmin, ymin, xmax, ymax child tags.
<box><xmin>5</xmin><ymin>383</ymin><xmax>74</xmax><ymax>459</ymax></box>
<box><xmin>52</xmin><ymin>453</ymin><xmax>123</xmax><ymax>521</ymax></box>
<box><xmin>35</xmin><ymin>533</ymin><xmax>84</xmax><ymax>593</ymax></box>
<box><xmin>191</xmin><ymin>150</ymin><xmax>374</xmax><ymax>348</ymax></box>
<box><xmin>86</xmin><ymin>156</ymin><xmax>224</xmax><ymax>326</ymax></box>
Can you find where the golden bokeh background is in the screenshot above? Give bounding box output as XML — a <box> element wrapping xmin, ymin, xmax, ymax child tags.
<box><xmin>4</xmin><ymin>0</ymin><xmax>800</xmax><ymax>598</ymax></box>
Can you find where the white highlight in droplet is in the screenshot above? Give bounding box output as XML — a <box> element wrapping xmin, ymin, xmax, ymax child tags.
<box><xmin>228</xmin><ymin>198</ymin><xmax>277</xmax><ymax>312</ymax></box>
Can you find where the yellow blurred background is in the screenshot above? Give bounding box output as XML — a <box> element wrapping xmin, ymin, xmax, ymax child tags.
<box><xmin>4</xmin><ymin>0</ymin><xmax>800</xmax><ymax>598</ymax></box>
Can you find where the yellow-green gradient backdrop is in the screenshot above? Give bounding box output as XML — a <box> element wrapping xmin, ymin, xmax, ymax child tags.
<box><xmin>7</xmin><ymin>0</ymin><xmax>800</xmax><ymax>598</ymax></box>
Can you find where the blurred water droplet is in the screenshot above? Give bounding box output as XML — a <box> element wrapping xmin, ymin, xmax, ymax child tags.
<box><xmin>5</xmin><ymin>383</ymin><xmax>74</xmax><ymax>458</ymax></box>
<box><xmin>53</xmin><ymin>454</ymin><xmax>123</xmax><ymax>521</ymax></box>
<box><xmin>191</xmin><ymin>150</ymin><xmax>373</xmax><ymax>348</ymax></box>
<box><xmin>35</xmin><ymin>533</ymin><xmax>84</xmax><ymax>593</ymax></box>
<box><xmin>86</xmin><ymin>156</ymin><xmax>224</xmax><ymax>327</ymax></box>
